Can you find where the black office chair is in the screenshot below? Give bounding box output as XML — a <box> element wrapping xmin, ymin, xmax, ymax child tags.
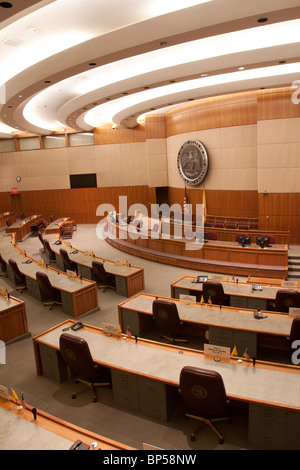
<box><xmin>36</xmin><ymin>271</ymin><xmax>62</xmax><ymax>310</ymax></box>
<box><xmin>8</xmin><ymin>259</ymin><xmax>27</xmax><ymax>293</ymax></box>
<box><xmin>60</xmin><ymin>248</ymin><xmax>77</xmax><ymax>272</ymax></box>
<box><xmin>152</xmin><ymin>298</ymin><xmax>188</xmax><ymax>344</ymax></box>
<box><xmin>0</xmin><ymin>254</ymin><xmax>7</xmax><ymax>277</ymax></box>
<box><xmin>275</xmin><ymin>289</ymin><xmax>300</xmax><ymax>313</ymax></box>
<box><xmin>202</xmin><ymin>281</ymin><xmax>228</xmax><ymax>306</ymax></box>
<box><xmin>179</xmin><ymin>366</ymin><xmax>231</xmax><ymax>444</ymax></box>
<box><xmin>43</xmin><ymin>239</ymin><xmax>56</xmax><ymax>262</ymax></box>
<box><xmin>92</xmin><ymin>260</ymin><xmax>116</xmax><ymax>291</ymax></box>
<box><xmin>59</xmin><ymin>333</ymin><xmax>111</xmax><ymax>402</ymax></box>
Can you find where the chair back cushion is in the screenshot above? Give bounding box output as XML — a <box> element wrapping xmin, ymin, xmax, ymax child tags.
<box><xmin>179</xmin><ymin>366</ymin><xmax>228</xmax><ymax>417</ymax></box>
<box><xmin>60</xmin><ymin>333</ymin><xmax>99</xmax><ymax>379</ymax></box>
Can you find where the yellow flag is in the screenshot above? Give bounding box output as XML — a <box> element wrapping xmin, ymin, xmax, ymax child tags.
<box><xmin>231</xmin><ymin>345</ymin><xmax>238</xmax><ymax>356</ymax></box>
<box><xmin>200</xmin><ymin>295</ymin><xmax>204</xmax><ymax>303</ymax></box>
<box><xmin>118</xmin><ymin>324</ymin><xmax>122</xmax><ymax>334</ymax></box>
<box><xmin>202</xmin><ymin>188</ymin><xmax>207</xmax><ymax>222</ymax></box>
<box><xmin>11</xmin><ymin>388</ymin><xmax>19</xmax><ymax>403</ymax></box>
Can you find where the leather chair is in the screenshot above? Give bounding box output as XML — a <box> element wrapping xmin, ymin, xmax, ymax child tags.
<box><xmin>237</xmin><ymin>224</ymin><xmax>250</xmax><ymax>230</ymax></box>
<box><xmin>225</xmin><ymin>223</ymin><xmax>237</xmax><ymax>229</ymax></box>
<box><xmin>60</xmin><ymin>248</ymin><xmax>77</xmax><ymax>272</ymax></box>
<box><xmin>92</xmin><ymin>260</ymin><xmax>116</xmax><ymax>291</ymax></box>
<box><xmin>36</xmin><ymin>271</ymin><xmax>62</xmax><ymax>310</ymax></box>
<box><xmin>275</xmin><ymin>289</ymin><xmax>300</xmax><ymax>313</ymax></box>
<box><xmin>8</xmin><ymin>259</ymin><xmax>27</xmax><ymax>293</ymax></box>
<box><xmin>152</xmin><ymin>298</ymin><xmax>188</xmax><ymax>344</ymax></box>
<box><xmin>289</xmin><ymin>317</ymin><xmax>300</xmax><ymax>362</ymax></box>
<box><xmin>261</xmin><ymin>234</ymin><xmax>275</xmax><ymax>244</ymax></box>
<box><xmin>205</xmin><ymin>231</ymin><xmax>217</xmax><ymax>240</ymax></box>
<box><xmin>179</xmin><ymin>366</ymin><xmax>231</xmax><ymax>444</ymax></box>
<box><xmin>0</xmin><ymin>254</ymin><xmax>7</xmax><ymax>277</ymax></box>
<box><xmin>38</xmin><ymin>232</ymin><xmax>46</xmax><ymax>253</ymax></box>
<box><xmin>59</xmin><ymin>332</ymin><xmax>111</xmax><ymax>402</ymax></box>
<box><xmin>202</xmin><ymin>281</ymin><xmax>227</xmax><ymax>305</ymax></box>
<box><xmin>43</xmin><ymin>239</ymin><xmax>56</xmax><ymax>262</ymax></box>
<box><xmin>214</xmin><ymin>223</ymin><xmax>224</xmax><ymax>228</ymax></box>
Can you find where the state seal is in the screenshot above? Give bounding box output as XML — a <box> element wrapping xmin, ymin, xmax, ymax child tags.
<box><xmin>177</xmin><ymin>139</ymin><xmax>209</xmax><ymax>185</ymax></box>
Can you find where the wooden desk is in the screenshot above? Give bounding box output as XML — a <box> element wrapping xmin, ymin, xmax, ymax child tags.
<box><xmin>0</xmin><ymin>396</ymin><xmax>134</xmax><ymax>450</ymax></box>
<box><xmin>5</xmin><ymin>215</ymin><xmax>44</xmax><ymax>241</ymax></box>
<box><xmin>0</xmin><ymin>234</ymin><xmax>98</xmax><ymax>318</ymax></box>
<box><xmin>45</xmin><ymin>234</ymin><xmax>145</xmax><ymax>298</ymax></box>
<box><xmin>32</xmin><ymin>320</ymin><xmax>300</xmax><ymax>449</ymax></box>
<box><xmin>118</xmin><ymin>293</ymin><xmax>293</xmax><ymax>357</ymax></box>
<box><xmin>0</xmin><ymin>212</ymin><xmax>15</xmax><ymax>229</ymax></box>
<box><xmin>171</xmin><ymin>275</ymin><xmax>299</xmax><ymax>311</ymax></box>
<box><xmin>44</xmin><ymin>218</ymin><xmax>71</xmax><ymax>234</ymax></box>
<box><xmin>0</xmin><ymin>293</ymin><xmax>29</xmax><ymax>343</ymax></box>
<box><xmin>106</xmin><ymin>217</ymin><xmax>288</xmax><ymax>280</ymax></box>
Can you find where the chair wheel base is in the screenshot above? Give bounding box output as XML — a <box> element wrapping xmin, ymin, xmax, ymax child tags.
<box><xmin>219</xmin><ymin>438</ymin><xmax>224</xmax><ymax>444</ymax></box>
<box><xmin>191</xmin><ymin>435</ymin><xmax>195</xmax><ymax>442</ymax></box>
<box><xmin>71</xmin><ymin>394</ymin><xmax>76</xmax><ymax>399</ymax></box>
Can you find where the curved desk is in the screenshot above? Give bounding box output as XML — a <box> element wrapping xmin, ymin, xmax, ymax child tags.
<box><xmin>0</xmin><ymin>396</ymin><xmax>134</xmax><ymax>450</ymax></box>
<box><xmin>106</xmin><ymin>216</ymin><xmax>288</xmax><ymax>280</ymax></box>
<box><xmin>0</xmin><ymin>234</ymin><xmax>98</xmax><ymax>318</ymax></box>
<box><xmin>5</xmin><ymin>215</ymin><xmax>44</xmax><ymax>241</ymax></box>
<box><xmin>171</xmin><ymin>275</ymin><xmax>300</xmax><ymax>311</ymax></box>
<box><xmin>118</xmin><ymin>293</ymin><xmax>294</xmax><ymax>357</ymax></box>
<box><xmin>33</xmin><ymin>319</ymin><xmax>300</xmax><ymax>449</ymax></box>
<box><xmin>0</xmin><ymin>293</ymin><xmax>29</xmax><ymax>343</ymax></box>
<box><xmin>44</xmin><ymin>233</ymin><xmax>145</xmax><ymax>298</ymax></box>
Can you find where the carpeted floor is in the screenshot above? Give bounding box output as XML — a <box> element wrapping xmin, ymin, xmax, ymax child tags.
<box><xmin>1</xmin><ymin>224</ymin><xmax>254</xmax><ymax>450</ymax></box>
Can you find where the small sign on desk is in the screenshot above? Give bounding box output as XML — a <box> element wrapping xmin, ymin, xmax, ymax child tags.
<box><xmin>289</xmin><ymin>307</ymin><xmax>300</xmax><ymax>317</ymax></box>
<box><xmin>204</xmin><ymin>344</ymin><xmax>230</xmax><ymax>360</ymax></box>
<box><xmin>179</xmin><ymin>294</ymin><xmax>197</xmax><ymax>303</ymax></box>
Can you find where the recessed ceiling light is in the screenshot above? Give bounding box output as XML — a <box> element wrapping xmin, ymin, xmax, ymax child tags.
<box><xmin>0</xmin><ymin>2</ymin><xmax>13</xmax><ymax>8</ymax></box>
<box><xmin>257</xmin><ymin>17</ymin><xmax>268</xmax><ymax>23</ymax></box>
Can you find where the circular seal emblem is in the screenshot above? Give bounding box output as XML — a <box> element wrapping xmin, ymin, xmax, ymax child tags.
<box><xmin>191</xmin><ymin>385</ymin><xmax>207</xmax><ymax>399</ymax></box>
<box><xmin>177</xmin><ymin>139</ymin><xmax>209</xmax><ymax>185</ymax></box>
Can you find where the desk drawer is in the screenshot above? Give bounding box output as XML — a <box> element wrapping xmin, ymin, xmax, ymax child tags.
<box><xmin>39</xmin><ymin>343</ymin><xmax>67</xmax><ymax>383</ymax></box>
<box><xmin>249</xmin><ymin>403</ymin><xmax>286</xmax><ymax>449</ymax></box>
<box><xmin>138</xmin><ymin>378</ymin><xmax>178</xmax><ymax>422</ymax></box>
<box><xmin>210</xmin><ymin>326</ymin><xmax>232</xmax><ymax>347</ymax></box>
<box><xmin>111</xmin><ymin>369</ymin><xmax>139</xmax><ymax>412</ymax></box>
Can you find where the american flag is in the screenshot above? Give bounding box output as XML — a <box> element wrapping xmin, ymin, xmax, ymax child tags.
<box><xmin>183</xmin><ymin>187</ymin><xmax>189</xmax><ymax>214</ymax></box>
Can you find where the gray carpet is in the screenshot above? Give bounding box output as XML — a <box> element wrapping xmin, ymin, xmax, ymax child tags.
<box><xmin>0</xmin><ymin>224</ymin><xmax>252</xmax><ymax>451</ymax></box>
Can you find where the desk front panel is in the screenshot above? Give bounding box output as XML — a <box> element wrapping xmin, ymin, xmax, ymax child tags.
<box><xmin>0</xmin><ymin>296</ymin><xmax>28</xmax><ymax>343</ymax></box>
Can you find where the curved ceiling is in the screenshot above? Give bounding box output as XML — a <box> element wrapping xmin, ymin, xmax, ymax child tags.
<box><xmin>0</xmin><ymin>0</ymin><xmax>299</xmax><ymax>138</ymax></box>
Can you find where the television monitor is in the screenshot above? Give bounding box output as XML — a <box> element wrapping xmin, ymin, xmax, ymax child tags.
<box><xmin>256</xmin><ymin>236</ymin><xmax>270</xmax><ymax>248</ymax></box>
<box><xmin>238</xmin><ymin>235</ymin><xmax>251</xmax><ymax>246</ymax></box>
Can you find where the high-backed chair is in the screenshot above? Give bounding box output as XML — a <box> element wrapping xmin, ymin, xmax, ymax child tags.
<box><xmin>261</xmin><ymin>234</ymin><xmax>275</xmax><ymax>244</ymax></box>
<box><xmin>92</xmin><ymin>260</ymin><xmax>116</xmax><ymax>291</ymax></box>
<box><xmin>202</xmin><ymin>281</ymin><xmax>227</xmax><ymax>305</ymax></box>
<box><xmin>214</xmin><ymin>223</ymin><xmax>224</xmax><ymax>228</ymax></box>
<box><xmin>60</xmin><ymin>248</ymin><xmax>77</xmax><ymax>272</ymax></box>
<box><xmin>59</xmin><ymin>333</ymin><xmax>111</xmax><ymax>402</ymax></box>
<box><xmin>275</xmin><ymin>289</ymin><xmax>300</xmax><ymax>313</ymax></box>
<box><xmin>237</xmin><ymin>224</ymin><xmax>250</xmax><ymax>230</ymax></box>
<box><xmin>179</xmin><ymin>366</ymin><xmax>231</xmax><ymax>444</ymax></box>
<box><xmin>225</xmin><ymin>223</ymin><xmax>237</xmax><ymax>229</ymax></box>
<box><xmin>38</xmin><ymin>232</ymin><xmax>46</xmax><ymax>253</ymax></box>
<box><xmin>152</xmin><ymin>299</ymin><xmax>188</xmax><ymax>344</ymax></box>
<box><xmin>205</xmin><ymin>231</ymin><xmax>217</xmax><ymax>240</ymax></box>
<box><xmin>8</xmin><ymin>259</ymin><xmax>27</xmax><ymax>293</ymax></box>
<box><xmin>0</xmin><ymin>254</ymin><xmax>7</xmax><ymax>277</ymax></box>
<box><xmin>43</xmin><ymin>239</ymin><xmax>56</xmax><ymax>262</ymax></box>
<box><xmin>36</xmin><ymin>271</ymin><xmax>62</xmax><ymax>310</ymax></box>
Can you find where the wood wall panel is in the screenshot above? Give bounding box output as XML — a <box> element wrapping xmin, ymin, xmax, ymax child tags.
<box><xmin>258</xmin><ymin>193</ymin><xmax>300</xmax><ymax>244</ymax></box>
<box><xmin>93</xmin><ymin>123</ymin><xmax>145</xmax><ymax>145</ymax></box>
<box><xmin>145</xmin><ymin>115</ymin><xmax>166</xmax><ymax>139</ymax></box>
<box><xmin>257</xmin><ymin>88</ymin><xmax>300</xmax><ymax>121</ymax></box>
<box><xmin>165</xmin><ymin>91</ymin><xmax>257</xmax><ymax>137</ymax></box>
<box><xmin>168</xmin><ymin>187</ymin><xmax>258</xmax><ymax>219</ymax></box>
<box><xmin>0</xmin><ymin>186</ymin><xmax>150</xmax><ymax>225</ymax></box>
